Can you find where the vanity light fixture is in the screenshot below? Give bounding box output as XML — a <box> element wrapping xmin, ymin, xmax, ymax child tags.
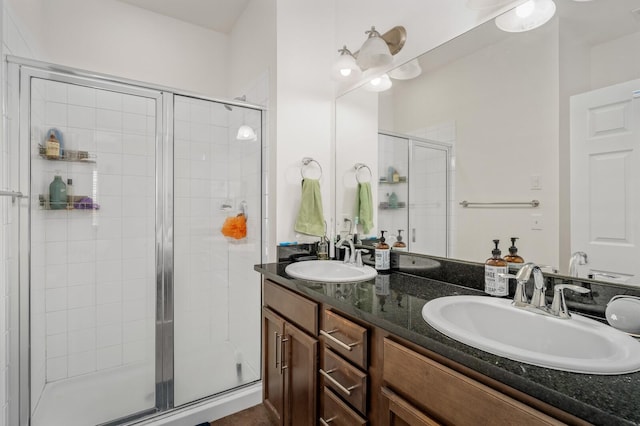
<box><xmin>332</xmin><ymin>46</ymin><xmax>361</xmax><ymax>80</ymax></box>
<box><xmin>333</xmin><ymin>26</ymin><xmax>407</xmax><ymax>80</ymax></box>
<box><xmin>495</xmin><ymin>0</ymin><xmax>556</xmax><ymax>32</ymax></box>
<box><xmin>363</xmin><ymin>73</ymin><xmax>392</xmax><ymax>92</ymax></box>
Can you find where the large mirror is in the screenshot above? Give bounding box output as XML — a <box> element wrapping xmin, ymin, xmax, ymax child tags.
<box><xmin>335</xmin><ymin>0</ymin><xmax>640</xmax><ymax>284</ymax></box>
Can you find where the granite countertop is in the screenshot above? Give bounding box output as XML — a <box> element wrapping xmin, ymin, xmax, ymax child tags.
<box><xmin>255</xmin><ymin>262</ymin><xmax>640</xmax><ymax>426</ymax></box>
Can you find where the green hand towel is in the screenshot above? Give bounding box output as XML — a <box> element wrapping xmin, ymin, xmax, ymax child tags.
<box><xmin>358</xmin><ymin>182</ymin><xmax>374</xmax><ymax>234</ymax></box>
<box><xmin>294</xmin><ymin>178</ymin><xmax>325</xmax><ymax>237</ymax></box>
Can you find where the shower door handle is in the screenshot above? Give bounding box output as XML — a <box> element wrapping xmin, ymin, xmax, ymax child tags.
<box><xmin>412</xmin><ymin>228</ymin><xmax>416</xmax><ymax>243</ymax></box>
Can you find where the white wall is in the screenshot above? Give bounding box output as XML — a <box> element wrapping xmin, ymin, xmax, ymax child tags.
<box><xmin>8</xmin><ymin>0</ymin><xmax>229</xmax><ymax>97</ymax></box>
<box><xmin>386</xmin><ymin>22</ymin><xmax>560</xmax><ymax>266</ymax></box>
<box><xmin>275</xmin><ymin>0</ymin><xmax>336</xmax><ymax>244</ymax></box>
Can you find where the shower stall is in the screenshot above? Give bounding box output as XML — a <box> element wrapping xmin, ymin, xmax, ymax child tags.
<box><xmin>7</xmin><ymin>58</ymin><xmax>265</xmax><ymax>425</ymax></box>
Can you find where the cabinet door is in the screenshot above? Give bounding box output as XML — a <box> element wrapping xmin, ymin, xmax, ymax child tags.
<box><xmin>382</xmin><ymin>386</ymin><xmax>441</xmax><ymax>426</ymax></box>
<box><xmin>283</xmin><ymin>321</ymin><xmax>318</xmax><ymax>426</ymax></box>
<box><xmin>263</xmin><ymin>307</ymin><xmax>285</xmax><ymax>425</ymax></box>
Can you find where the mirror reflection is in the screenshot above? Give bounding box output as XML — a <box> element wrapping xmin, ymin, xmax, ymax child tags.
<box><xmin>335</xmin><ymin>0</ymin><xmax>640</xmax><ymax>284</ymax></box>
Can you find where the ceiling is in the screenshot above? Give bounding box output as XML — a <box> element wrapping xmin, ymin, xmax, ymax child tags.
<box><xmin>117</xmin><ymin>0</ymin><xmax>250</xmax><ymax>33</ymax></box>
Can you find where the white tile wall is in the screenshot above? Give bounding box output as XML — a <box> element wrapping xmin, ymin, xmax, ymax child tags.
<box><xmin>29</xmin><ymin>80</ymin><xmax>157</xmax><ymax>389</ymax></box>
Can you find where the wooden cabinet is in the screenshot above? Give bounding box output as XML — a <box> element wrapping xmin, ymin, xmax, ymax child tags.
<box><xmin>262</xmin><ymin>280</ymin><xmax>318</xmax><ymax>426</ymax></box>
<box><xmin>382</xmin><ymin>338</ymin><xmax>565</xmax><ymax>426</ymax></box>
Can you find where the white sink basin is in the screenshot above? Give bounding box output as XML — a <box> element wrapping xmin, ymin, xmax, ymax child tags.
<box><xmin>285</xmin><ymin>260</ymin><xmax>377</xmax><ymax>283</ymax></box>
<box><xmin>422</xmin><ymin>295</ymin><xmax>640</xmax><ymax>375</ymax></box>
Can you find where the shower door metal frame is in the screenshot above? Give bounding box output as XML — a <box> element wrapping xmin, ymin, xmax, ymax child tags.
<box><xmin>10</xmin><ymin>59</ymin><xmax>170</xmax><ymax>426</ymax></box>
<box><xmin>379</xmin><ymin>130</ymin><xmax>452</xmax><ymax>257</ymax></box>
<box><xmin>8</xmin><ymin>55</ymin><xmax>266</xmax><ymax>426</ymax></box>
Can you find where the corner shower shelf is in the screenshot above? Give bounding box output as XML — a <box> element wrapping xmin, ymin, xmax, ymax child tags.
<box><xmin>379</xmin><ymin>201</ymin><xmax>406</xmax><ymax>210</ymax></box>
<box><xmin>39</xmin><ymin>195</ymin><xmax>99</xmax><ymax>210</ymax></box>
<box><xmin>379</xmin><ymin>177</ymin><xmax>407</xmax><ymax>184</ymax></box>
<box><xmin>38</xmin><ymin>147</ymin><xmax>96</xmax><ymax>163</ymax></box>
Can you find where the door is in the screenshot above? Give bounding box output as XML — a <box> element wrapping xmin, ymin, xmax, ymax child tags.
<box><xmin>263</xmin><ymin>307</ymin><xmax>285</xmax><ymax>424</ymax></box>
<box><xmin>283</xmin><ymin>321</ymin><xmax>317</xmax><ymax>426</ymax></box>
<box><xmin>18</xmin><ymin>69</ymin><xmax>162</xmax><ymax>426</ymax></box>
<box><xmin>570</xmin><ymin>79</ymin><xmax>640</xmax><ymax>283</ymax></box>
<box><xmin>409</xmin><ymin>141</ymin><xmax>449</xmax><ymax>256</ymax></box>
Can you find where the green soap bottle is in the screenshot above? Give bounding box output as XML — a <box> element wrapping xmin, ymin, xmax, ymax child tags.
<box><xmin>49</xmin><ymin>175</ymin><xmax>67</xmax><ymax>210</ymax></box>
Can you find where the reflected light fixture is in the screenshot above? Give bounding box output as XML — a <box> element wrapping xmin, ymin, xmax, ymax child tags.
<box><xmin>364</xmin><ymin>74</ymin><xmax>392</xmax><ymax>92</ymax></box>
<box><xmin>237</xmin><ymin>124</ymin><xmax>257</xmax><ymax>141</ymax></box>
<box><xmin>388</xmin><ymin>58</ymin><xmax>422</xmax><ymax>80</ymax></box>
<box><xmin>495</xmin><ymin>0</ymin><xmax>556</xmax><ymax>32</ymax></box>
<box><xmin>333</xmin><ymin>25</ymin><xmax>406</xmax><ymax>80</ymax></box>
<box><xmin>332</xmin><ymin>46</ymin><xmax>361</xmax><ymax>80</ymax></box>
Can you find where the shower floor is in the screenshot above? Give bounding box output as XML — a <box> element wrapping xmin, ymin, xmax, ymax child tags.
<box><xmin>31</xmin><ymin>342</ymin><xmax>259</xmax><ymax>426</ymax></box>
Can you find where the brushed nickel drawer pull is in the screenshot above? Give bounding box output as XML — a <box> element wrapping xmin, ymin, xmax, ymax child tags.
<box><xmin>319</xmin><ymin>416</ymin><xmax>337</xmax><ymax>425</ymax></box>
<box><xmin>274</xmin><ymin>332</ymin><xmax>280</xmax><ymax>369</ymax></box>
<box><xmin>319</xmin><ymin>368</ymin><xmax>359</xmax><ymax>396</ymax></box>
<box><xmin>320</xmin><ymin>329</ymin><xmax>359</xmax><ymax>352</ymax></box>
<box><xmin>280</xmin><ymin>337</ymin><xmax>289</xmax><ymax>372</ymax></box>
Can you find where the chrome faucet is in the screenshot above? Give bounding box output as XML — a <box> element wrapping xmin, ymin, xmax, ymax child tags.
<box><xmin>505</xmin><ymin>262</ymin><xmax>591</xmax><ymax>319</ymax></box>
<box><xmin>568</xmin><ymin>251</ymin><xmax>588</xmax><ymax>277</ymax></box>
<box><xmin>336</xmin><ymin>234</ymin><xmax>355</xmax><ymax>264</ymax></box>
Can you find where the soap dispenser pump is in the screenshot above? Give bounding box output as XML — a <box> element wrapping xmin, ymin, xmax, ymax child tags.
<box><xmin>504</xmin><ymin>237</ymin><xmax>525</xmax><ymax>266</ymax></box>
<box><xmin>485</xmin><ymin>239</ymin><xmax>508</xmax><ymax>296</ymax></box>
<box><xmin>375</xmin><ymin>230</ymin><xmax>391</xmax><ymax>272</ymax></box>
<box><xmin>392</xmin><ymin>230</ymin><xmax>407</xmax><ymax>252</ymax></box>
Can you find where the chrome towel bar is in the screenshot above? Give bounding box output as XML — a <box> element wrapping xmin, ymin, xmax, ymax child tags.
<box><xmin>0</xmin><ymin>190</ymin><xmax>27</xmax><ymax>203</ymax></box>
<box><xmin>459</xmin><ymin>200</ymin><xmax>539</xmax><ymax>208</ymax></box>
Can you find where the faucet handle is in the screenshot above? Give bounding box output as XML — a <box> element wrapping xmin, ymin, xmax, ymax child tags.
<box><xmin>340</xmin><ymin>246</ymin><xmax>350</xmax><ymax>264</ymax></box>
<box><xmin>354</xmin><ymin>249</ymin><xmax>369</xmax><ymax>267</ymax></box>
<box><xmin>550</xmin><ymin>284</ymin><xmax>591</xmax><ymax>318</ymax></box>
<box><xmin>499</xmin><ymin>273</ymin><xmax>528</xmax><ymax>306</ymax></box>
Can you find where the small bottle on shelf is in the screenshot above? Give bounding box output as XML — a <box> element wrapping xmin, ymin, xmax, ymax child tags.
<box><xmin>49</xmin><ymin>175</ymin><xmax>67</xmax><ymax>210</ymax></box>
<box><xmin>45</xmin><ymin>133</ymin><xmax>60</xmax><ymax>159</ymax></box>
<box><xmin>66</xmin><ymin>178</ymin><xmax>74</xmax><ymax>209</ymax></box>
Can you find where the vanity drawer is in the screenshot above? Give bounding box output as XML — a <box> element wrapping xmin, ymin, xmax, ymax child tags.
<box><xmin>263</xmin><ymin>279</ymin><xmax>318</xmax><ymax>335</ymax></box>
<box><xmin>320</xmin><ymin>387</ymin><xmax>367</xmax><ymax>426</ymax></box>
<box><xmin>321</xmin><ymin>309</ymin><xmax>368</xmax><ymax>369</ymax></box>
<box><xmin>321</xmin><ymin>347</ymin><xmax>367</xmax><ymax>415</ymax></box>
<box><xmin>383</xmin><ymin>339</ymin><xmax>562</xmax><ymax>426</ymax></box>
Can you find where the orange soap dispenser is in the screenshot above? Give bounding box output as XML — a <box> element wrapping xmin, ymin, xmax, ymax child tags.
<box><xmin>504</xmin><ymin>237</ymin><xmax>525</xmax><ymax>266</ymax></box>
<box><xmin>485</xmin><ymin>239</ymin><xmax>508</xmax><ymax>296</ymax></box>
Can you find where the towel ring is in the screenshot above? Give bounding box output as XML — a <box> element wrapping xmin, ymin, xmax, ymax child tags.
<box><xmin>354</xmin><ymin>163</ymin><xmax>372</xmax><ymax>183</ymax></box>
<box><xmin>301</xmin><ymin>157</ymin><xmax>323</xmax><ymax>179</ymax></box>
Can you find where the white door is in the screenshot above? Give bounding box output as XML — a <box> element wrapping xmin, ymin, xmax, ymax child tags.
<box><xmin>570</xmin><ymin>79</ymin><xmax>640</xmax><ymax>284</ymax></box>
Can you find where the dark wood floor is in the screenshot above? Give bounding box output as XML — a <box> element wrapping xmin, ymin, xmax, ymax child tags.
<box><xmin>210</xmin><ymin>403</ymin><xmax>274</xmax><ymax>425</ymax></box>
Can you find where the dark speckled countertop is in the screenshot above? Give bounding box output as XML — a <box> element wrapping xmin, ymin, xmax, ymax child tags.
<box><xmin>255</xmin><ymin>262</ymin><xmax>640</xmax><ymax>426</ymax></box>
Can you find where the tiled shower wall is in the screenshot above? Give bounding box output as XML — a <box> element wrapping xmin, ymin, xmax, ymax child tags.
<box><xmin>377</xmin><ymin>134</ymin><xmax>409</xmax><ymax>245</ymax></box>
<box><xmin>30</xmin><ymin>79</ymin><xmax>156</xmax><ymax>403</ymax></box>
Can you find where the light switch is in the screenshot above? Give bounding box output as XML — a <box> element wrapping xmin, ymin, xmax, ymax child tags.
<box><xmin>530</xmin><ymin>174</ymin><xmax>541</xmax><ymax>190</ymax></box>
<box><xmin>531</xmin><ymin>214</ymin><xmax>543</xmax><ymax>230</ymax></box>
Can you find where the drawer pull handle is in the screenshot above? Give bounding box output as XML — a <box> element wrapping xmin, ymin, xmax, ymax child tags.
<box><xmin>274</xmin><ymin>332</ymin><xmax>280</xmax><ymax>369</ymax></box>
<box><xmin>319</xmin><ymin>368</ymin><xmax>359</xmax><ymax>396</ymax></box>
<box><xmin>319</xmin><ymin>416</ymin><xmax>337</xmax><ymax>425</ymax></box>
<box><xmin>280</xmin><ymin>337</ymin><xmax>289</xmax><ymax>372</ymax></box>
<box><xmin>320</xmin><ymin>329</ymin><xmax>359</xmax><ymax>352</ymax></box>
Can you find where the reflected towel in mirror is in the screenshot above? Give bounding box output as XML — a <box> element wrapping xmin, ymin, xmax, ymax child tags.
<box><xmin>357</xmin><ymin>182</ymin><xmax>373</xmax><ymax>234</ymax></box>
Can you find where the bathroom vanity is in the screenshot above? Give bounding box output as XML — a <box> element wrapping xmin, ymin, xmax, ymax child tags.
<box><xmin>255</xmin><ymin>260</ymin><xmax>640</xmax><ymax>426</ymax></box>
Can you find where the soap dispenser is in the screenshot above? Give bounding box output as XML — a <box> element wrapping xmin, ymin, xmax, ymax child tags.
<box><xmin>375</xmin><ymin>231</ymin><xmax>391</xmax><ymax>272</ymax></box>
<box><xmin>392</xmin><ymin>230</ymin><xmax>407</xmax><ymax>252</ymax></box>
<box><xmin>485</xmin><ymin>239</ymin><xmax>508</xmax><ymax>296</ymax></box>
<box><xmin>504</xmin><ymin>237</ymin><xmax>525</xmax><ymax>266</ymax></box>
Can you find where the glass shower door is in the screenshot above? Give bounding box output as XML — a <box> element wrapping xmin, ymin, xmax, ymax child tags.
<box><xmin>172</xmin><ymin>95</ymin><xmax>262</xmax><ymax>406</ymax></box>
<box><xmin>25</xmin><ymin>74</ymin><xmax>160</xmax><ymax>426</ymax></box>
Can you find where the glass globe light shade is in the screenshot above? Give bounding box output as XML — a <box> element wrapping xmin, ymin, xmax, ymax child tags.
<box><xmin>356</xmin><ymin>27</ymin><xmax>393</xmax><ymax>69</ymax></box>
<box><xmin>237</xmin><ymin>125</ymin><xmax>257</xmax><ymax>141</ymax></box>
<box><xmin>495</xmin><ymin>0</ymin><xmax>556</xmax><ymax>33</ymax></box>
